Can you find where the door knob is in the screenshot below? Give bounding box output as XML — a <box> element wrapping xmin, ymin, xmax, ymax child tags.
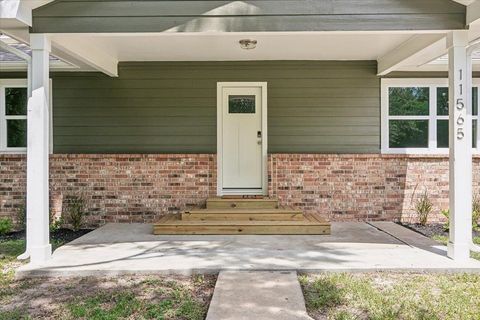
<box><xmin>257</xmin><ymin>131</ymin><xmax>262</xmax><ymax>138</ymax></box>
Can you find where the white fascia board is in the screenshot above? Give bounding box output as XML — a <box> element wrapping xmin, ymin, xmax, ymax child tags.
<box><xmin>0</xmin><ymin>0</ymin><xmax>31</xmax><ymax>26</ymax></box>
<box><xmin>377</xmin><ymin>34</ymin><xmax>446</xmax><ymax>75</ymax></box>
<box><xmin>467</xmin><ymin>1</ymin><xmax>480</xmax><ymax>25</ymax></box>
<box><xmin>51</xmin><ymin>37</ymin><xmax>118</xmax><ymax>77</ymax></box>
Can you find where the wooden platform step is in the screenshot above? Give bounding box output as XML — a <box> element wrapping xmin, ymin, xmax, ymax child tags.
<box><xmin>182</xmin><ymin>207</ymin><xmax>303</xmax><ymax>221</ymax></box>
<box><xmin>207</xmin><ymin>197</ymin><xmax>278</xmax><ymax>209</ymax></box>
<box><xmin>153</xmin><ymin>213</ymin><xmax>331</xmax><ymax>235</ymax></box>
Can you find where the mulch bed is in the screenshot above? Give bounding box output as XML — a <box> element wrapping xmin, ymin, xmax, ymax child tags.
<box><xmin>0</xmin><ymin>228</ymin><xmax>93</xmax><ymax>243</ymax></box>
<box><xmin>398</xmin><ymin>222</ymin><xmax>480</xmax><ymax>238</ymax></box>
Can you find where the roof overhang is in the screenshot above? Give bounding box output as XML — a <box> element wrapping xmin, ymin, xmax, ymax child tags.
<box><xmin>0</xmin><ymin>0</ymin><xmax>54</xmax><ymax>26</ymax></box>
<box><xmin>1</xmin><ymin>0</ymin><xmax>478</xmax><ymax>76</ymax></box>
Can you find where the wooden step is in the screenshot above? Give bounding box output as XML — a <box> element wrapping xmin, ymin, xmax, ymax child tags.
<box><xmin>207</xmin><ymin>197</ymin><xmax>278</xmax><ymax>209</ymax></box>
<box><xmin>153</xmin><ymin>213</ymin><xmax>331</xmax><ymax>235</ymax></box>
<box><xmin>182</xmin><ymin>208</ymin><xmax>303</xmax><ymax>221</ymax></box>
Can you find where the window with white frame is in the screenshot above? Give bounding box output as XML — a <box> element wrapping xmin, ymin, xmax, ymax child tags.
<box><xmin>381</xmin><ymin>78</ymin><xmax>480</xmax><ymax>154</ymax></box>
<box><xmin>0</xmin><ymin>80</ymin><xmax>28</xmax><ymax>153</ymax></box>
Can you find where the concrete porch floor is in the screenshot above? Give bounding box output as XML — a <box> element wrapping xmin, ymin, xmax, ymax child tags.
<box><xmin>17</xmin><ymin>222</ymin><xmax>480</xmax><ymax>278</ymax></box>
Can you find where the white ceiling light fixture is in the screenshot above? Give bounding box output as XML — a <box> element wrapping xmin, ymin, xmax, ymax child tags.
<box><xmin>239</xmin><ymin>39</ymin><xmax>257</xmax><ymax>50</ymax></box>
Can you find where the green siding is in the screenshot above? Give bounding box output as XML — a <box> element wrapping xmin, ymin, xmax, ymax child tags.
<box><xmin>0</xmin><ymin>62</ymin><xmax>381</xmax><ymax>153</ymax></box>
<box><xmin>32</xmin><ymin>0</ymin><xmax>466</xmax><ymax>33</ymax></box>
<box><xmin>49</xmin><ymin>61</ymin><xmax>380</xmax><ymax>154</ymax></box>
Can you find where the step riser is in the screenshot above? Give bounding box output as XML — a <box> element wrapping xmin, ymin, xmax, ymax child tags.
<box><xmin>153</xmin><ymin>225</ymin><xmax>331</xmax><ymax>235</ymax></box>
<box><xmin>182</xmin><ymin>213</ymin><xmax>304</xmax><ymax>221</ymax></box>
<box><xmin>207</xmin><ymin>201</ymin><xmax>278</xmax><ymax>209</ymax></box>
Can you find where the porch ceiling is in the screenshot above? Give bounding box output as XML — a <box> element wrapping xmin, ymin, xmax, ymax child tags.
<box><xmin>52</xmin><ymin>32</ymin><xmax>416</xmax><ymax>62</ymax></box>
<box><xmin>45</xmin><ymin>30</ymin><xmax>480</xmax><ymax>73</ymax></box>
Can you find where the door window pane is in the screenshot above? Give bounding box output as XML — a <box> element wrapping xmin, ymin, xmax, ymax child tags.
<box><xmin>5</xmin><ymin>88</ymin><xmax>27</xmax><ymax>115</ymax></box>
<box><xmin>437</xmin><ymin>119</ymin><xmax>478</xmax><ymax>148</ymax></box>
<box><xmin>389</xmin><ymin>87</ymin><xmax>429</xmax><ymax>116</ymax></box>
<box><xmin>6</xmin><ymin>119</ymin><xmax>27</xmax><ymax>147</ymax></box>
<box><xmin>229</xmin><ymin>95</ymin><xmax>255</xmax><ymax>113</ymax></box>
<box><xmin>389</xmin><ymin>120</ymin><xmax>428</xmax><ymax>148</ymax></box>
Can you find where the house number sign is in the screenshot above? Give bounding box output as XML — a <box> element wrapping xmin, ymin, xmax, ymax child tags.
<box><xmin>456</xmin><ymin>69</ymin><xmax>466</xmax><ymax>141</ymax></box>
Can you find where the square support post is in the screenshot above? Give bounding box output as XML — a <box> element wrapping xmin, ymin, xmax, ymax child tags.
<box><xmin>26</xmin><ymin>34</ymin><xmax>52</xmax><ymax>264</ymax></box>
<box><xmin>447</xmin><ymin>31</ymin><xmax>472</xmax><ymax>261</ymax></box>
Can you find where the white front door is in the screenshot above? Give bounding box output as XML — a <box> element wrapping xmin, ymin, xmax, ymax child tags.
<box><xmin>217</xmin><ymin>83</ymin><xmax>267</xmax><ymax>195</ymax></box>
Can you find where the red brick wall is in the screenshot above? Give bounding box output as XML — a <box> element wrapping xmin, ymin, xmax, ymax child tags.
<box><xmin>1</xmin><ymin>154</ymin><xmax>216</xmax><ymax>227</ymax></box>
<box><xmin>269</xmin><ymin>154</ymin><xmax>480</xmax><ymax>222</ymax></box>
<box><xmin>1</xmin><ymin>153</ymin><xmax>479</xmax><ymax>227</ymax></box>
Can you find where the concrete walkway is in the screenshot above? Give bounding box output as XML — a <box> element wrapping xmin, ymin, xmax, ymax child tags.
<box><xmin>206</xmin><ymin>271</ymin><xmax>311</xmax><ymax>320</ymax></box>
<box><xmin>17</xmin><ymin>222</ymin><xmax>480</xmax><ymax>278</ymax></box>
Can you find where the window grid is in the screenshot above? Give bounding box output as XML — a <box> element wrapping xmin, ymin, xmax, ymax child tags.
<box><xmin>381</xmin><ymin>79</ymin><xmax>480</xmax><ymax>154</ymax></box>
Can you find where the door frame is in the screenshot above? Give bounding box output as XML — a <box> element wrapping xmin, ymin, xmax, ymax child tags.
<box><xmin>216</xmin><ymin>82</ymin><xmax>268</xmax><ymax>196</ymax></box>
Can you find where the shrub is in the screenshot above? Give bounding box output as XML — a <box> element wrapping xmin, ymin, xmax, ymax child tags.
<box><xmin>16</xmin><ymin>202</ymin><xmax>26</xmax><ymax>230</ymax></box>
<box><xmin>50</xmin><ymin>209</ymin><xmax>64</xmax><ymax>233</ymax></box>
<box><xmin>64</xmin><ymin>195</ymin><xmax>87</xmax><ymax>231</ymax></box>
<box><xmin>473</xmin><ymin>195</ymin><xmax>480</xmax><ymax>231</ymax></box>
<box><xmin>0</xmin><ymin>218</ymin><xmax>13</xmax><ymax>235</ymax></box>
<box><xmin>415</xmin><ymin>190</ymin><xmax>433</xmax><ymax>226</ymax></box>
<box><xmin>441</xmin><ymin>209</ymin><xmax>450</xmax><ymax>231</ymax></box>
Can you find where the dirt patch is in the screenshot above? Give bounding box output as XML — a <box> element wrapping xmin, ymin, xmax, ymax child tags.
<box><xmin>1</xmin><ymin>274</ymin><xmax>217</xmax><ymax>319</ymax></box>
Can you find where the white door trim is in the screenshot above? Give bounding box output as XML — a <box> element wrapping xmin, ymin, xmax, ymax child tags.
<box><xmin>217</xmin><ymin>82</ymin><xmax>268</xmax><ymax>196</ymax></box>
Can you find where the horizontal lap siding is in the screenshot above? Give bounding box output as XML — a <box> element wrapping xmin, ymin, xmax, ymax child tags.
<box><xmin>32</xmin><ymin>0</ymin><xmax>466</xmax><ymax>33</ymax></box>
<box><xmin>51</xmin><ymin>61</ymin><xmax>380</xmax><ymax>154</ymax></box>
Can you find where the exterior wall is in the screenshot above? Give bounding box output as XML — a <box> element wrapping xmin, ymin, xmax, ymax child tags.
<box><xmin>1</xmin><ymin>153</ymin><xmax>479</xmax><ymax>227</ymax></box>
<box><xmin>52</xmin><ymin>61</ymin><xmax>380</xmax><ymax>154</ymax></box>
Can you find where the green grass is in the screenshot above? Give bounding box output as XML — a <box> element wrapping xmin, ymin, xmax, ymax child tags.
<box><xmin>66</xmin><ymin>278</ymin><xmax>208</xmax><ymax>320</ymax></box>
<box><xmin>0</xmin><ymin>239</ymin><xmax>215</xmax><ymax>319</ymax></box>
<box><xmin>0</xmin><ymin>240</ymin><xmax>26</xmax><ymax>284</ymax></box>
<box><xmin>432</xmin><ymin>235</ymin><xmax>480</xmax><ymax>260</ymax></box>
<box><xmin>300</xmin><ymin>272</ymin><xmax>480</xmax><ymax>320</ymax></box>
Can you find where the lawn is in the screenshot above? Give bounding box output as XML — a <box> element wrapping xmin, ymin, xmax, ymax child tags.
<box><xmin>300</xmin><ymin>272</ymin><xmax>480</xmax><ymax>320</ymax></box>
<box><xmin>0</xmin><ymin>239</ymin><xmax>216</xmax><ymax>320</ymax></box>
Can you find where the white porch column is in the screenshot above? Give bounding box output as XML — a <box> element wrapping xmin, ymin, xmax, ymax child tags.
<box><xmin>447</xmin><ymin>31</ymin><xmax>472</xmax><ymax>261</ymax></box>
<box><xmin>26</xmin><ymin>34</ymin><xmax>52</xmax><ymax>264</ymax></box>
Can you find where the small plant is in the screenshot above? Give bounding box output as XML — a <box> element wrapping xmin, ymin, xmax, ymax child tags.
<box><xmin>441</xmin><ymin>209</ymin><xmax>450</xmax><ymax>231</ymax></box>
<box><xmin>50</xmin><ymin>209</ymin><xmax>64</xmax><ymax>233</ymax></box>
<box><xmin>64</xmin><ymin>195</ymin><xmax>87</xmax><ymax>231</ymax></box>
<box><xmin>415</xmin><ymin>190</ymin><xmax>433</xmax><ymax>226</ymax></box>
<box><xmin>16</xmin><ymin>202</ymin><xmax>26</xmax><ymax>230</ymax></box>
<box><xmin>0</xmin><ymin>217</ymin><xmax>13</xmax><ymax>235</ymax></box>
<box><xmin>473</xmin><ymin>194</ymin><xmax>480</xmax><ymax>231</ymax></box>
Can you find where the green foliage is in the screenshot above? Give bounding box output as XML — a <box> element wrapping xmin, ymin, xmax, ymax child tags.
<box><xmin>441</xmin><ymin>194</ymin><xmax>480</xmax><ymax>232</ymax></box>
<box><xmin>49</xmin><ymin>209</ymin><xmax>63</xmax><ymax>233</ymax></box>
<box><xmin>472</xmin><ymin>195</ymin><xmax>480</xmax><ymax>231</ymax></box>
<box><xmin>441</xmin><ymin>209</ymin><xmax>450</xmax><ymax>231</ymax></box>
<box><xmin>64</xmin><ymin>195</ymin><xmax>87</xmax><ymax>231</ymax></box>
<box><xmin>389</xmin><ymin>120</ymin><xmax>429</xmax><ymax>148</ymax></box>
<box><xmin>414</xmin><ymin>190</ymin><xmax>433</xmax><ymax>226</ymax></box>
<box><xmin>389</xmin><ymin>87</ymin><xmax>429</xmax><ymax>116</ymax></box>
<box><xmin>15</xmin><ymin>203</ymin><xmax>26</xmax><ymax>231</ymax></box>
<box><xmin>0</xmin><ymin>218</ymin><xmax>13</xmax><ymax>235</ymax></box>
